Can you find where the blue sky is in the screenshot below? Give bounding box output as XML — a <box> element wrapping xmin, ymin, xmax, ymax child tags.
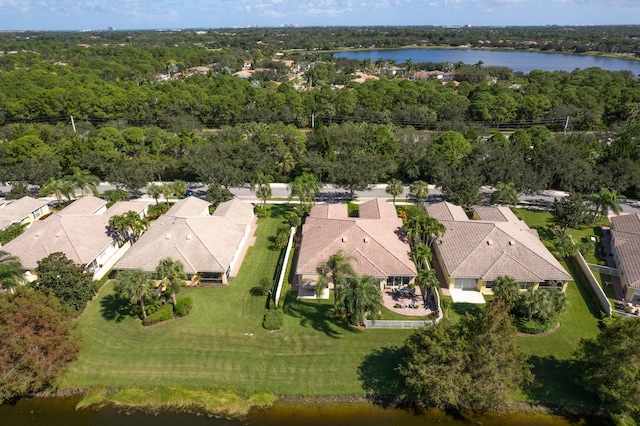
<box><xmin>1</xmin><ymin>0</ymin><xmax>638</xmax><ymax>31</ymax></box>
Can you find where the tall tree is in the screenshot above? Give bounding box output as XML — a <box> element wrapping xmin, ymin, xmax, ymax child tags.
<box><xmin>113</xmin><ymin>269</ymin><xmax>154</xmax><ymax>319</ymax></box>
<box><xmin>146</xmin><ymin>183</ymin><xmax>162</xmax><ymax>205</ymax></box>
<box><xmin>398</xmin><ymin>301</ymin><xmax>532</xmax><ymax>412</ymax></box>
<box><xmin>417</xmin><ymin>268</ymin><xmax>440</xmax><ymax>301</ymax></box>
<box><xmin>412</xmin><ymin>243</ymin><xmax>432</xmax><ymax>271</ymax></box>
<box><xmin>0</xmin><ymin>250</ymin><xmax>23</xmax><ymax>292</ymax></box>
<box><xmin>575</xmin><ymin>318</ymin><xmax>640</xmax><ymax>424</ymax></box>
<box><xmin>33</xmin><ymin>252</ymin><xmax>97</xmax><ymax>314</ymax></box>
<box><xmin>490</xmin><ymin>182</ymin><xmax>518</xmax><ymax>205</ymax></box>
<box><xmin>588</xmin><ymin>188</ymin><xmax>623</xmax><ymax>224</ymax></box>
<box><xmin>338</xmin><ymin>275</ymin><xmax>382</xmax><ymax>326</ymax></box>
<box><xmin>410</xmin><ymin>180</ymin><xmax>429</xmax><ymax>205</ymax></box>
<box><xmin>38</xmin><ymin>177</ymin><xmax>71</xmax><ymax>204</ymax></box>
<box><xmin>552</xmin><ymin>192</ymin><xmax>590</xmax><ymax>234</ymax></box>
<box><xmin>316</xmin><ymin>250</ymin><xmax>355</xmax><ymax>313</ymax></box>
<box><xmin>251</xmin><ymin>172</ymin><xmax>273</xmax><ymax>212</ymax></box>
<box><xmin>66</xmin><ymin>167</ymin><xmax>100</xmax><ymax>197</ymax></box>
<box><xmin>491</xmin><ymin>275</ymin><xmax>520</xmax><ymax>307</ymax></box>
<box><xmin>172</xmin><ymin>180</ymin><xmax>188</xmax><ymax>199</ymax></box>
<box><xmin>385</xmin><ymin>178</ymin><xmax>404</xmax><ymax>206</ymax></box>
<box><xmin>288</xmin><ymin>172</ymin><xmax>322</xmax><ymax>209</ymax></box>
<box><xmin>0</xmin><ymin>288</ymin><xmax>79</xmax><ymax>403</ymax></box>
<box><xmin>155</xmin><ymin>258</ymin><xmax>187</xmax><ymax>306</ymax></box>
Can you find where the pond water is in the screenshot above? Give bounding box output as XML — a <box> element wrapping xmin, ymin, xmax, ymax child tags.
<box><xmin>334</xmin><ymin>48</ymin><xmax>640</xmax><ymax>75</ymax></box>
<box><xmin>0</xmin><ymin>397</ymin><xmax>601</xmax><ymax>426</ymax></box>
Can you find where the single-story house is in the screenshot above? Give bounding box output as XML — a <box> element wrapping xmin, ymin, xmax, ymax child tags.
<box><xmin>0</xmin><ymin>196</ymin><xmax>50</xmax><ymax>231</ymax></box>
<box><xmin>295</xmin><ymin>198</ymin><xmax>417</xmax><ymax>297</ymax></box>
<box><xmin>426</xmin><ymin>202</ymin><xmax>571</xmax><ymax>293</ymax></box>
<box><xmin>3</xmin><ymin>196</ymin><xmax>149</xmax><ymax>280</ymax></box>
<box><xmin>610</xmin><ymin>214</ymin><xmax>640</xmax><ymax>301</ymax></box>
<box><xmin>113</xmin><ymin>197</ymin><xmax>255</xmax><ymax>285</ymax></box>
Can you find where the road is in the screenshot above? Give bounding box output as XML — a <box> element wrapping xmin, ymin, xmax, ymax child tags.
<box><xmin>2</xmin><ymin>181</ymin><xmax>639</xmax><ymax>215</ymax></box>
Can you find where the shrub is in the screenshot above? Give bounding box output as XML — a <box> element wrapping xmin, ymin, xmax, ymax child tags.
<box><xmin>142</xmin><ymin>303</ymin><xmax>174</xmax><ymax>326</ymax></box>
<box><xmin>252</xmin><ymin>277</ymin><xmax>273</xmax><ymax>296</ymax></box>
<box><xmin>147</xmin><ymin>203</ymin><xmax>169</xmax><ymax>220</ymax></box>
<box><xmin>174</xmin><ymin>297</ymin><xmax>193</xmax><ymax>317</ymax></box>
<box><xmin>0</xmin><ymin>222</ymin><xmax>27</xmax><ymax>245</ymax></box>
<box><xmin>262</xmin><ymin>309</ymin><xmax>284</xmax><ymax>330</ymax></box>
<box><xmin>515</xmin><ymin>317</ymin><xmax>558</xmax><ymax>334</ymax></box>
<box><xmin>254</xmin><ymin>204</ymin><xmax>270</xmax><ymax>217</ymax></box>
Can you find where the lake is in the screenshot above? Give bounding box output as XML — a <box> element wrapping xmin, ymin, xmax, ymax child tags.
<box><xmin>334</xmin><ymin>48</ymin><xmax>640</xmax><ymax>75</ymax></box>
<box><xmin>0</xmin><ymin>397</ymin><xmax>601</xmax><ymax>426</ymax></box>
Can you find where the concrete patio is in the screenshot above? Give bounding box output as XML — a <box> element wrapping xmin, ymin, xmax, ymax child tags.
<box><xmin>382</xmin><ymin>286</ymin><xmax>435</xmax><ymax>316</ymax></box>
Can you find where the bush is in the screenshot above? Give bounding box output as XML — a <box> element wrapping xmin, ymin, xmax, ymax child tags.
<box><xmin>142</xmin><ymin>303</ymin><xmax>174</xmax><ymax>326</ymax></box>
<box><xmin>174</xmin><ymin>297</ymin><xmax>193</xmax><ymax>317</ymax></box>
<box><xmin>262</xmin><ymin>309</ymin><xmax>284</xmax><ymax>330</ymax></box>
<box><xmin>515</xmin><ymin>317</ymin><xmax>558</xmax><ymax>334</ymax></box>
<box><xmin>252</xmin><ymin>277</ymin><xmax>273</xmax><ymax>296</ymax></box>
<box><xmin>0</xmin><ymin>222</ymin><xmax>27</xmax><ymax>245</ymax></box>
<box><xmin>147</xmin><ymin>203</ymin><xmax>169</xmax><ymax>220</ymax></box>
<box><xmin>254</xmin><ymin>204</ymin><xmax>270</xmax><ymax>217</ymax></box>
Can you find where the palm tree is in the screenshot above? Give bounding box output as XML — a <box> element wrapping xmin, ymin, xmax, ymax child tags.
<box><xmin>146</xmin><ymin>184</ymin><xmax>162</xmax><ymax>205</ymax></box>
<box><xmin>316</xmin><ymin>251</ymin><xmax>355</xmax><ymax>313</ymax></box>
<box><xmin>113</xmin><ymin>269</ymin><xmax>154</xmax><ymax>319</ymax></box>
<box><xmin>276</xmin><ymin>151</ymin><xmax>296</xmax><ymax>176</ymax></box>
<box><xmin>385</xmin><ymin>179</ymin><xmax>403</xmax><ymax>207</ymax></box>
<box><xmin>491</xmin><ymin>275</ymin><xmax>520</xmax><ymax>307</ymax></box>
<box><xmin>588</xmin><ymin>188</ymin><xmax>623</xmax><ymax>224</ymax></box>
<box><xmin>173</xmin><ymin>180</ymin><xmax>187</xmax><ymax>199</ymax></box>
<box><xmin>289</xmin><ymin>172</ymin><xmax>322</xmax><ymax>209</ymax></box>
<box><xmin>338</xmin><ymin>275</ymin><xmax>382</xmax><ymax>326</ymax></box>
<box><xmin>39</xmin><ymin>177</ymin><xmax>72</xmax><ymax>204</ymax></box>
<box><xmin>412</xmin><ymin>243</ymin><xmax>432</xmax><ymax>270</ymax></box>
<box><xmin>403</xmin><ymin>213</ymin><xmax>446</xmax><ymax>247</ymax></box>
<box><xmin>155</xmin><ymin>258</ymin><xmax>187</xmax><ymax>306</ymax></box>
<box><xmin>66</xmin><ymin>167</ymin><xmax>100</xmax><ymax>197</ymax></box>
<box><xmin>251</xmin><ymin>172</ymin><xmax>273</xmax><ymax>212</ymax></box>
<box><xmin>417</xmin><ymin>268</ymin><xmax>439</xmax><ymax>301</ymax></box>
<box><xmin>0</xmin><ymin>250</ymin><xmax>23</xmax><ymax>292</ymax></box>
<box><xmin>410</xmin><ymin>180</ymin><xmax>429</xmax><ymax>205</ymax></box>
<box><xmin>161</xmin><ymin>183</ymin><xmax>174</xmax><ymax>205</ymax></box>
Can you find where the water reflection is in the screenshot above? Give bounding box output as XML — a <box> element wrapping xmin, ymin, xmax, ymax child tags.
<box><xmin>1</xmin><ymin>397</ymin><xmax>597</xmax><ymax>426</ymax></box>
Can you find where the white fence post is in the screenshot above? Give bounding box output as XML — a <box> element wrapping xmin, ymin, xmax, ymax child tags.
<box><xmin>274</xmin><ymin>227</ymin><xmax>295</xmax><ymax>308</ymax></box>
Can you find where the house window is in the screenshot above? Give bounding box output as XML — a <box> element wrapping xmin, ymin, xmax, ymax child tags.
<box><xmin>485</xmin><ymin>281</ymin><xmax>494</xmax><ymax>289</ymax></box>
<box><xmin>519</xmin><ymin>282</ymin><xmax>535</xmax><ymax>290</ymax></box>
<box><xmin>387</xmin><ymin>276</ymin><xmax>410</xmax><ymax>288</ymax></box>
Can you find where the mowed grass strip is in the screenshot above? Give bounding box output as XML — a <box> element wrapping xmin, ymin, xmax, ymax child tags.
<box><xmin>512</xmin><ymin>208</ymin><xmax>602</xmax><ymax>407</ymax></box>
<box><xmin>62</xmin><ymin>207</ymin><xmax>412</xmax><ymax>396</ymax></box>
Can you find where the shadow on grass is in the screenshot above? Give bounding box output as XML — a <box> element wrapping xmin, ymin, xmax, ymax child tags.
<box><xmin>523</xmin><ymin>355</ymin><xmax>602</xmax><ymax>423</ymax></box>
<box><xmin>283</xmin><ymin>291</ymin><xmax>356</xmax><ymax>338</ymax></box>
<box><xmin>452</xmin><ymin>303</ymin><xmax>483</xmax><ymax>317</ymax></box>
<box><xmin>357</xmin><ymin>346</ymin><xmax>405</xmax><ymax>407</ymax></box>
<box><xmin>269</xmin><ymin>204</ymin><xmax>295</xmax><ymax>219</ymax></box>
<box><xmin>100</xmin><ymin>293</ymin><xmax>132</xmax><ymax>322</ymax></box>
<box><xmin>532</xmin><ymin>223</ymin><xmax>557</xmax><ymax>242</ymax></box>
<box><xmin>565</xmin><ymin>257</ymin><xmax>604</xmax><ymax>318</ymax></box>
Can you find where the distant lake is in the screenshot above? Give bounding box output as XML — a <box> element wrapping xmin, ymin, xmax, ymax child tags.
<box><xmin>334</xmin><ymin>48</ymin><xmax>640</xmax><ymax>75</ymax></box>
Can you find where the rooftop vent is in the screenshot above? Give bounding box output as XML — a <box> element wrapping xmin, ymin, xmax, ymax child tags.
<box><xmin>509</xmin><ymin>240</ymin><xmax>515</xmax><ymax>246</ymax></box>
<box><xmin>342</xmin><ymin>237</ymin><xmax>347</xmax><ymax>243</ymax></box>
<box><xmin>186</xmin><ymin>234</ymin><xmax>192</xmax><ymax>240</ymax></box>
<box><xmin>487</xmin><ymin>240</ymin><xmax>493</xmax><ymax>246</ymax></box>
<box><xmin>363</xmin><ymin>237</ymin><xmax>369</xmax><ymax>243</ymax></box>
<box><xmin>165</xmin><ymin>234</ymin><xmax>171</xmax><ymax>240</ymax></box>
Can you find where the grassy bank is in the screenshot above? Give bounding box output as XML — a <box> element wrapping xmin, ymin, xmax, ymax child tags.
<box><xmin>62</xmin><ymin>206</ymin><xmax>411</xmax><ymax>397</ymax></box>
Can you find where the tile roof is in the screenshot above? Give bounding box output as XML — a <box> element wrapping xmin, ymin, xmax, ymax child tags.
<box><xmin>58</xmin><ymin>195</ymin><xmax>106</xmax><ymax>215</ymax></box>
<box><xmin>113</xmin><ymin>197</ymin><xmax>254</xmax><ymax>275</ymax></box>
<box><xmin>611</xmin><ymin>214</ymin><xmax>640</xmax><ymax>288</ymax></box>
<box><xmin>4</xmin><ymin>198</ymin><xmax>149</xmax><ymax>270</ymax></box>
<box><xmin>308</xmin><ymin>203</ymin><xmax>348</xmax><ymax>219</ymax></box>
<box><xmin>430</xmin><ymin>202</ymin><xmax>571</xmax><ymax>282</ymax></box>
<box><xmin>474</xmin><ymin>205</ymin><xmax>520</xmax><ymax>223</ymax></box>
<box><xmin>296</xmin><ymin>199</ymin><xmax>416</xmax><ymax>279</ymax></box>
<box><xmin>426</xmin><ymin>201</ymin><xmax>469</xmax><ymax>222</ymax></box>
<box><xmin>0</xmin><ymin>196</ymin><xmax>49</xmax><ymax>229</ymax></box>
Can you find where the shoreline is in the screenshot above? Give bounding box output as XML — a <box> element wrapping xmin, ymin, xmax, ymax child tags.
<box><xmin>300</xmin><ymin>45</ymin><xmax>640</xmax><ymax>63</ymax></box>
<box><xmin>29</xmin><ymin>387</ymin><xmax>606</xmax><ymax>422</ymax></box>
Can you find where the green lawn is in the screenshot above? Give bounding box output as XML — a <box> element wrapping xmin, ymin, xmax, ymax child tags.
<box><xmin>514</xmin><ymin>208</ymin><xmax>608</xmax><ymax>265</ymax></box>
<box><xmin>62</xmin><ymin>205</ymin><xmax>411</xmax><ymax>396</ymax></box>
<box><xmin>509</xmin><ymin>209</ymin><xmax>603</xmax><ymax>407</ymax></box>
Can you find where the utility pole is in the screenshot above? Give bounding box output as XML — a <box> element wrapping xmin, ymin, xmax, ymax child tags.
<box><xmin>563</xmin><ymin>116</ymin><xmax>570</xmax><ymax>134</ymax></box>
<box><xmin>70</xmin><ymin>115</ymin><xmax>76</xmax><ymax>133</ymax></box>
